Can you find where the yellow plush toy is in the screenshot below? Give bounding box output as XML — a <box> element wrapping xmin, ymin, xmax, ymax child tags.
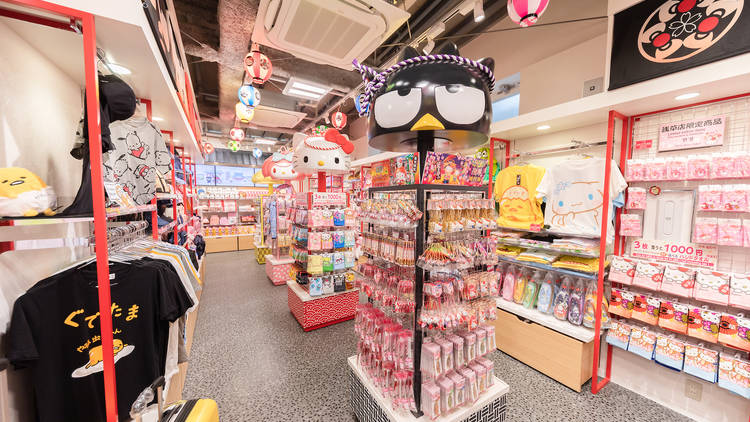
<box><xmin>0</xmin><ymin>167</ymin><xmax>56</xmax><ymax>216</ymax></box>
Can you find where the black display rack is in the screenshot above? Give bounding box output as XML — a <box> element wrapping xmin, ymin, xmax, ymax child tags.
<box><xmin>367</xmin><ymin>183</ymin><xmax>488</xmax><ymax>416</ymax></box>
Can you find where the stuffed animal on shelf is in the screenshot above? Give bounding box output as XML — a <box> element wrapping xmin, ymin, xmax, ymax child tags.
<box><xmin>0</xmin><ymin>167</ymin><xmax>56</xmax><ymax>217</ymax></box>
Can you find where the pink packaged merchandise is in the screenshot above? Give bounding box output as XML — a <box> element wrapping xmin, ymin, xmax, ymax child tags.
<box><xmin>608</xmin><ymin>256</ymin><xmax>636</xmax><ymax>284</ymax></box>
<box><xmin>694</xmin><ymin>270</ymin><xmax>730</xmax><ymax>305</ymax></box>
<box><xmin>626</xmin><ymin>187</ymin><xmax>647</xmax><ymax>209</ymax></box>
<box><xmin>661</xmin><ymin>265</ymin><xmax>695</xmax><ymax>298</ymax></box>
<box><xmin>620</xmin><ymin>213</ymin><xmax>643</xmax><ymax>237</ymax></box>
<box><xmin>729</xmin><ymin>273</ymin><xmax>750</xmax><ymax>310</ymax></box>
<box><xmin>688</xmin><ymin>154</ymin><xmax>711</xmax><ymax>179</ymax></box>
<box><xmin>693</xmin><ymin>217</ymin><xmax>718</xmax><ymax>244</ymax></box>
<box><xmin>744</xmin><ymin>219</ymin><xmax>750</xmax><ymax>247</ymax></box>
<box><xmin>710</xmin><ymin>152</ymin><xmax>734</xmax><ymax>179</ymax></box>
<box><xmin>421</xmin><ymin>381</ymin><xmax>441</xmax><ymax>420</ymax></box>
<box><xmin>717</xmin><ymin>218</ymin><xmax>743</xmax><ymax>247</ymax></box>
<box><xmin>698</xmin><ymin>185</ymin><xmax>722</xmax><ymax>211</ymax></box>
<box><xmin>632</xmin><ymin>261</ymin><xmax>664</xmax><ymax>291</ymax></box>
<box><xmin>666</xmin><ymin>156</ymin><xmax>688</xmax><ymax>180</ymax></box>
<box><xmin>626</xmin><ymin>159</ymin><xmax>646</xmax><ymax>181</ymax></box>
<box><xmin>437</xmin><ymin>377</ymin><xmax>455</xmax><ymax>414</ymax></box>
<box><xmin>733</xmin><ymin>151</ymin><xmax>750</xmax><ymax>178</ymax></box>
<box><xmin>647</xmin><ymin>158</ymin><xmax>667</xmax><ymax>181</ymax></box>
<box><xmin>721</xmin><ymin>184</ymin><xmax>750</xmax><ymax>212</ymax></box>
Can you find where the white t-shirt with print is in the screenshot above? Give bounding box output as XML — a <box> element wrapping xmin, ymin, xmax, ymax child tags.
<box><xmin>536</xmin><ymin>158</ymin><xmax>627</xmax><ymax>239</ymax></box>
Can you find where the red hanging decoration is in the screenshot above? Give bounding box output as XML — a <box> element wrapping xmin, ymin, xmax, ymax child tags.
<box><xmin>244</xmin><ymin>43</ymin><xmax>273</xmax><ymax>84</ymax></box>
<box><xmin>203</xmin><ymin>142</ymin><xmax>215</xmax><ymax>155</ymax></box>
<box><xmin>229</xmin><ymin>127</ymin><xmax>245</xmax><ymax>142</ymax></box>
<box><xmin>330</xmin><ymin>111</ymin><xmax>347</xmax><ymax>129</ymax></box>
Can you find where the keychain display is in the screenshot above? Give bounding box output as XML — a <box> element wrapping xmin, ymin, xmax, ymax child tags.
<box><xmin>426</xmin><ymin>196</ymin><xmax>497</xmax><ymax>234</ymax></box>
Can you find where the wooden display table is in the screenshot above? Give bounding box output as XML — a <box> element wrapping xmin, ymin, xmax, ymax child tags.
<box><xmin>348</xmin><ymin>356</ymin><xmax>509</xmax><ymax>422</ymax></box>
<box><xmin>494</xmin><ymin>299</ymin><xmax>597</xmax><ymax>392</ymax></box>
<box><xmin>287</xmin><ymin>281</ymin><xmax>358</xmax><ymax>331</ymax></box>
<box><xmin>265</xmin><ymin>255</ymin><xmax>294</xmax><ymax>285</ymax></box>
<box><xmin>204</xmin><ymin>236</ymin><xmax>237</xmax><ymax>253</ymax></box>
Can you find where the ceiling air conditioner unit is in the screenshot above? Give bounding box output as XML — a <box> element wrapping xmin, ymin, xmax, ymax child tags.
<box><xmin>250</xmin><ymin>105</ymin><xmax>307</xmax><ymax>128</ymax></box>
<box><xmin>253</xmin><ymin>0</ymin><xmax>410</xmax><ymax>70</ymax></box>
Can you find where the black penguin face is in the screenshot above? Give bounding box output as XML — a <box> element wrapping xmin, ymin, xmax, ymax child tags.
<box><xmin>367</xmin><ymin>43</ymin><xmax>494</xmax><ymax>152</ymax></box>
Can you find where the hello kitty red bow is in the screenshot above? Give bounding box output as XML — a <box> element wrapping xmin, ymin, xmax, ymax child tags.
<box><xmin>324</xmin><ymin>128</ymin><xmax>354</xmax><ymax>154</ymax></box>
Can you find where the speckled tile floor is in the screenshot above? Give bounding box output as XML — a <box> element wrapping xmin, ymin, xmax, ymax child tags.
<box><xmin>183</xmin><ymin>251</ymin><xmax>692</xmax><ymax>422</ymax></box>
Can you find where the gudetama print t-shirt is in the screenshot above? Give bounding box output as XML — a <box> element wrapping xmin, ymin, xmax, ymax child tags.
<box><xmin>494</xmin><ymin>165</ymin><xmax>546</xmax><ymax>230</ymax></box>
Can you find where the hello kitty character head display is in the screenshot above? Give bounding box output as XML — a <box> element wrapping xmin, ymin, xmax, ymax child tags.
<box><xmin>294</xmin><ymin>128</ymin><xmax>354</xmax><ymax>175</ymax></box>
<box><xmin>262</xmin><ymin>146</ymin><xmax>303</xmax><ymax>181</ymax></box>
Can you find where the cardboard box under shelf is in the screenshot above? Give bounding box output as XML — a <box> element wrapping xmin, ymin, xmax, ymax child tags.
<box><xmin>205</xmin><ymin>236</ymin><xmax>238</xmax><ymax>253</ymax></box>
<box><xmin>493</xmin><ymin>307</ymin><xmax>594</xmax><ymax>392</ymax></box>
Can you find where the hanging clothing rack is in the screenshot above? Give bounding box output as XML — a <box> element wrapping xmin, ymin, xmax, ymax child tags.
<box><xmin>510</xmin><ymin>140</ymin><xmax>607</xmax><ymax>160</ymax></box>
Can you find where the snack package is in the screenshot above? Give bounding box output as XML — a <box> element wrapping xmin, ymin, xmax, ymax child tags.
<box><xmin>654</xmin><ymin>335</ymin><xmax>685</xmax><ymax>371</ymax></box>
<box><xmin>632</xmin><ymin>261</ymin><xmax>664</xmax><ymax>291</ymax></box>
<box><xmin>661</xmin><ymin>265</ymin><xmax>695</xmax><ymax>298</ymax></box>
<box><xmin>694</xmin><ymin>270</ymin><xmax>730</xmax><ymax>305</ymax></box>
<box><xmin>718</xmin><ymin>354</ymin><xmax>750</xmax><ymax>399</ymax></box>
<box><xmin>693</xmin><ymin>217</ymin><xmax>718</xmax><ymax>244</ymax></box>
<box><xmin>658</xmin><ymin>300</ymin><xmax>689</xmax><ymax>334</ymax></box>
<box><xmin>609</xmin><ymin>288</ymin><xmax>635</xmax><ymax>318</ymax></box>
<box><xmin>631</xmin><ymin>294</ymin><xmax>660</xmax><ymax>325</ymax></box>
<box><xmin>606</xmin><ymin>320</ymin><xmax>632</xmax><ymax>350</ymax></box>
<box><xmin>718</xmin><ymin>314</ymin><xmax>750</xmax><ymax>352</ymax></box>
<box><xmin>628</xmin><ymin>326</ymin><xmax>657</xmax><ymax>360</ymax></box>
<box><xmin>608</xmin><ymin>256</ymin><xmax>636</xmax><ymax>284</ymax></box>
<box><xmin>729</xmin><ymin>273</ymin><xmax>750</xmax><ymax>310</ymax></box>
<box><xmin>688</xmin><ymin>307</ymin><xmax>721</xmax><ymax>343</ymax></box>
<box><xmin>684</xmin><ymin>343</ymin><xmax>719</xmax><ymax>382</ymax></box>
<box><xmin>717</xmin><ymin>218</ymin><xmax>743</xmax><ymax>246</ymax></box>
<box><xmin>626</xmin><ymin>187</ymin><xmax>648</xmax><ymax>210</ymax></box>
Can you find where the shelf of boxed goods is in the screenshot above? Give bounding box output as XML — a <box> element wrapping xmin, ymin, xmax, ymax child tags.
<box><xmin>347</xmin><ymin>356</ymin><xmax>509</xmax><ymax>422</ymax></box>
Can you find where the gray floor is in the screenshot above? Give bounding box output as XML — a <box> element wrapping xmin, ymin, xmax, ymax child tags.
<box><xmin>183</xmin><ymin>251</ymin><xmax>692</xmax><ymax>422</ymax></box>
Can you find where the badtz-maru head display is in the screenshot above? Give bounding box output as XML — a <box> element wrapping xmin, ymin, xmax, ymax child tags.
<box><xmin>294</xmin><ymin>128</ymin><xmax>354</xmax><ymax>175</ymax></box>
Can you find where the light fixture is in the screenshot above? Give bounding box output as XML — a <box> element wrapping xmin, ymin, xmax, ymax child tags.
<box><xmin>474</xmin><ymin>0</ymin><xmax>485</xmax><ymax>22</ymax></box>
<box><xmin>108</xmin><ymin>63</ymin><xmax>131</xmax><ymax>75</ymax></box>
<box><xmin>254</xmin><ymin>138</ymin><xmax>277</xmax><ymax>145</ymax></box>
<box><xmin>152</xmin><ymin>116</ymin><xmax>164</xmax><ymax>121</ymax></box>
<box><xmin>537</xmin><ymin>125</ymin><xmax>551</xmax><ymax>130</ymax></box>
<box><xmin>423</xmin><ymin>38</ymin><xmax>435</xmax><ymax>54</ymax></box>
<box><xmin>675</xmin><ymin>92</ymin><xmax>700</xmax><ymax>101</ymax></box>
<box><xmin>283</xmin><ymin>77</ymin><xmax>331</xmax><ymax>100</ymax></box>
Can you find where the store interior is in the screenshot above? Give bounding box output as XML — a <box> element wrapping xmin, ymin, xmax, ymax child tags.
<box><xmin>0</xmin><ymin>0</ymin><xmax>749</xmax><ymax>421</ymax></box>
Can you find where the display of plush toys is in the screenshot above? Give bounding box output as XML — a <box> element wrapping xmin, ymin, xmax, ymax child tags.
<box><xmin>0</xmin><ymin>168</ymin><xmax>56</xmax><ymax>216</ymax></box>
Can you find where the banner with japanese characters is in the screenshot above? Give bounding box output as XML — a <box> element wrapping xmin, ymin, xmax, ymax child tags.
<box><xmin>658</xmin><ymin>115</ymin><xmax>725</xmax><ymax>152</ymax></box>
<box><xmin>630</xmin><ymin>239</ymin><xmax>718</xmax><ymax>269</ymax></box>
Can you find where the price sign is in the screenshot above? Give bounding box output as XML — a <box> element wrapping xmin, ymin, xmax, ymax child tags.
<box><xmin>630</xmin><ymin>239</ymin><xmax>718</xmax><ymax>269</ymax></box>
<box><xmin>311</xmin><ymin>192</ymin><xmax>348</xmax><ymax>207</ymax></box>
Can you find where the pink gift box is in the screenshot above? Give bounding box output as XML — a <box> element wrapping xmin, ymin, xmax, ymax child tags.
<box><xmin>661</xmin><ymin>265</ymin><xmax>695</xmax><ymax>298</ymax></box>
<box><xmin>694</xmin><ymin>270</ymin><xmax>730</xmax><ymax>305</ymax></box>
<box><xmin>632</xmin><ymin>261</ymin><xmax>664</xmax><ymax>291</ymax></box>
<box><xmin>730</xmin><ymin>274</ymin><xmax>750</xmax><ymax>310</ymax></box>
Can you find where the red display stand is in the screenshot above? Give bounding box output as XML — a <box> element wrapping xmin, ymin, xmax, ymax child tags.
<box><xmin>287</xmin><ymin>281</ymin><xmax>358</xmax><ymax>331</ymax></box>
<box><xmin>266</xmin><ymin>255</ymin><xmax>294</xmax><ymax>286</ymax></box>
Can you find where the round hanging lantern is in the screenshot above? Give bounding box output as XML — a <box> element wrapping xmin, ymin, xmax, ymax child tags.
<box><xmin>229</xmin><ymin>127</ymin><xmax>245</xmax><ymax>142</ymax></box>
<box><xmin>238</xmin><ymin>84</ymin><xmax>261</xmax><ymax>107</ymax></box>
<box><xmin>227</xmin><ymin>140</ymin><xmax>241</xmax><ymax>152</ymax></box>
<box><xmin>253</xmin><ymin>147</ymin><xmax>263</xmax><ymax>159</ymax></box>
<box><xmin>244</xmin><ymin>45</ymin><xmax>273</xmax><ymax>84</ymax></box>
<box><xmin>235</xmin><ymin>102</ymin><xmax>255</xmax><ymax>123</ymax></box>
<box><xmin>507</xmin><ymin>0</ymin><xmax>549</xmax><ymax>27</ymax></box>
<box><xmin>203</xmin><ymin>142</ymin><xmax>215</xmax><ymax>155</ymax></box>
<box><xmin>330</xmin><ymin>111</ymin><xmax>347</xmax><ymax>129</ymax></box>
<box><xmin>312</xmin><ymin>125</ymin><xmax>328</xmax><ymax>136</ymax></box>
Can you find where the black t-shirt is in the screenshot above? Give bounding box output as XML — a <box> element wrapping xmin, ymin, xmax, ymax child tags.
<box><xmin>8</xmin><ymin>260</ymin><xmax>193</xmax><ymax>422</ymax></box>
